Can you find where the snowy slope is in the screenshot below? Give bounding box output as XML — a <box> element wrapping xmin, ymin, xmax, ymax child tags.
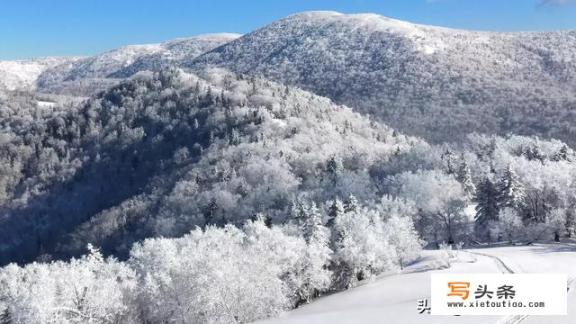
<box><xmin>36</xmin><ymin>33</ymin><xmax>240</xmax><ymax>95</ymax></box>
<box><xmin>189</xmin><ymin>11</ymin><xmax>576</xmax><ymax>145</ymax></box>
<box><xmin>0</xmin><ymin>57</ymin><xmax>80</xmax><ymax>91</ymax></box>
<box><xmin>109</xmin><ymin>33</ymin><xmax>241</xmax><ymax>78</ymax></box>
<box><xmin>257</xmin><ymin>245</ymin><xmax>576</xmax><ymax>324</ymax></box>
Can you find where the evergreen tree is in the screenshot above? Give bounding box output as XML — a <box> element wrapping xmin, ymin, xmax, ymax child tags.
<box><xmin>229</xmin><ymin>128</ymin><xmax>240</xmax><ymax>145</ymax></box>
<box><xmin>326</xmin><ymin>156</ymin><xmax>344</xmax><ymax>184</ymax></box>
<box><xmin>203</xmin><ymin>198</ymin><xmax>219</xmax><ymax>225</ymax></box>
<box><xmin>301</xmin><ymin>202</ymin><xmax>324</xmax><ymax>244</ymax></box>
<box><xmin>524</xmin><ymin>145</ymin><xmax>544</xmax><ymax>162</ymax></box>
<box><xmin>201</xmin><ymin>86</ymin><xmax>213</xmax><ymax>107</ymax></box>
<box><xmin>441</xmin><ymin>149</ymin><xmax>455</xmax><ymax>174</ymax></box>
<box><xmin>326</xmin><ymin>198</ymin><xmax>345</xmax><ymax>252</ymax></box>
<box><xmin>327</xmin><ymin>199</ymin><xmax>344</xmax><ymax>228</ymax></box>
<box><xmin>290</xmin><ymin>198</ymin><xmax>307</xmax><ymax>225</ymax></box>
<box><xmin>474</xmin><ymin>178</ymin><xmax>500</xmax><ymax>237</ymax></box>
<box><xmin>455</xmin><ymin>159</ymin><xmax>476</xmax><ymax>199</ymax></box>
<box><xmin>552</xmin><ymin>145</ymin><xmax>570</xmax><ymax>162</ymax></box>
<box><xmin>343</xmin><ymin>194</ymin><xmax>359</xmax><ymax>213</ymax></box>
<box><xmin>497</xmin><ymin>165</ymin><xmax>525</xmax><ymax>210</ymax></box>
<box><xmin>296</xmin><ymin>201</ymin><xmax>332</xmax><ymax>304</ymax></box>
<box><xmin>326</xmin><ymin>156</ymin><xmax>344</xmax><ymax>175</ymax></box>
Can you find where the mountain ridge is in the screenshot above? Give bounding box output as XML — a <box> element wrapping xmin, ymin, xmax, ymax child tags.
<box><xmin>188</xmin><ymin>11</ymin><xmax>576</xmax><ymax>145</ymax></box>
<box><xmin>0</xmin><ymin>33</ymin><xmax>240</xmax><ymax>95</ymax></box>
<box><xmin>2</xmin><ymin>11</ymin><xmax>576</xmax><ymax>145</ymax></box>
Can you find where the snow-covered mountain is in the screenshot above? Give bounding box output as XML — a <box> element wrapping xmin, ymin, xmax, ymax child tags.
<box><xmin>0</xmin><ymin>57</ymin><xmax>81</xmax><ymax>91</ymax></box>
<box><xmin>35</xmin><ymin>33</ymin><xmax>240</xmax><ymax>95</ymax></box>
<box><xmin>6</xmin><ymin>12</ymin><xmax>576</xmax><ymax>145</ymax></box>
<box><xmin>189</xmin><ymin>11</ymin><xmax>576</xmax><ymax>145</ymax></box>
<box><xmin>109</xmin><ymin>33</ymin><xmax>241</xmax><ymax>78</ymax></box>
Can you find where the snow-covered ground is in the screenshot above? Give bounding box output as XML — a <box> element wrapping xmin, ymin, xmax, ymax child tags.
<box><xmin>469</xmin><ymin>245</ymin><xmax>576</xmax><ymax>324</ymax></box>
<box><xmin>257</xmin><ymin>244</ymin><xmax>576</xmax><ymax>324</ymax></box>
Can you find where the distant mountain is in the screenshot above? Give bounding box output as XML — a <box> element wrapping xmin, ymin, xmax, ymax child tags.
<box><xmin>109</xmin><ymin>33</ymin><xmax>241</xmax><ymax>78</ymax></box>
<box><xmin>35</xmin><ymin>33</ymin><xmax>240</xmax><ymax>96</ymax></box>
<box><xmin>0</xmin><ymin>57</ymin><xmax>81</xmax><ymax>91</ymax></box>
<box><xmin>7</xmin><ymin>13</ymin><xmax>576</xmax><ymax>145</ymax></box>
<box><xmin>189</xmin><ymin>11</ymin><xmax>576</xmax><ymax>146</ymax></box>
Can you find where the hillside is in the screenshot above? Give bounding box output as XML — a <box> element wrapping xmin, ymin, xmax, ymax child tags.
<box><xmin>0</xmin><ymin>68</ymin><xmax>417</xmax><ymax>264</ymax></box>
<box><xmin>189</xmin><ymin>11</ymin><xmax>576</xmax><ymax>146</ymax></box>
<box><xmin>3</xmin><ymin>67</ymin><xmax>575</xmax><ymax>267</ymax></box>
<box><xmin>35</xmin><ymin>33</ymin><xmax>240</xmax><ymax>96</ymax></box>
<box><xmin>108</xmin><ymin>33</ymin><xmax>241</xmax><ymax>78</ymax></box>
<box><xmin>0</xmin><ymin>57</ymin><xmax>81</xmax><ymax>91</ymax></box>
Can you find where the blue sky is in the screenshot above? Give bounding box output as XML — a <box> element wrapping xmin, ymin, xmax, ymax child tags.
<box><xmin>1</xmin><ymin>0</ymin><xmax>576</xmax><ymax>60</ymax></box>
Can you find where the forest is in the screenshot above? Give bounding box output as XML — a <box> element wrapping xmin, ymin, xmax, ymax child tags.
<box><xmin>0</xmin><ymin>67</ymin><xmax>575</xmax><ymax>323</ymax></box>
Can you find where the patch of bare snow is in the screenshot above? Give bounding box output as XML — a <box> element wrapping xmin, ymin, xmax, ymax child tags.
<box><xmin>36</xmin><ymin>100</ymin><xmax>56</xmax><ymax>108</ymax></box>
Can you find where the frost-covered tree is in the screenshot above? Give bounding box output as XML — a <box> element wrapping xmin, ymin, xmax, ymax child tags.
<box><xmin>343</xmin><ymin>194</ymin><xmax>359</xmax><ymax>213</ymax></box>
<box><xmin>0</xmin><ymin>245</ymin><xmax>138</xmax><ymax>324</ymax></box>
<box><xmin>130</xmin><ymin>225</ymin><xmax>290</xmax><ymax>323</ymax></box>
<box><xmin>547</xmin><ymin>209</ymin><xmax>567</xmax><ymax>242</ymax></box>
<box><xmin>326</xmin><ymin>155</ymin><xmax>344</xmax><ymax>184</ymax></box>
<box><xmin>391</xmin><ymin>170</ymin><xmax>469</xmax><ymax>245</ymax></box>
<box><xmin>497</xmin><ymin>208</ymin><xmax>524</xmax><ymax>243</ymax></box>
<box><xmin>294</xmin><ymin>202</ymin><xmax>332</xmax><ymax>305</ymax></box>
<box><xmin>327</xmin><ymin>198</ymin><xmax>345</xmax><ymax>228</ymax></box>
<box><xmin>497</xmin><ymin>165</ymin><xmax>525</xmax><ymax>210</ymax></box>
<box><xmin>456</xmin><ymin>159</ymin><xmax>476</xmax><ymax>200</ymax></box>
<box><xmin>386</xmin><ymin>214</ymin><xmax>423</xmax><ymax>269</ymax></box>
<box><xmin>332</xmin><ymin>207</ymin><xmax>397</xmax><ymax>289</ymax></box>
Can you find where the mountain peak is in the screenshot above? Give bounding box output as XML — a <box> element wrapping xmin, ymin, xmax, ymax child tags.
<box><xmin>283</xmin><ymin>11</ymin><xmax>450</xmax><ymax>35</ymax></box>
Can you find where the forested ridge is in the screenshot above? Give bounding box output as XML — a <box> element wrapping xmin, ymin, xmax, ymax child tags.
<box><xmin>190</xmin><ymin>11</ymin><xmax>576</xmax><ymax>146</ymax></box>
<box><xmin>1</xmin><ymin>68</ymin><xmax>575</xmax><ymax>324</ymax></box>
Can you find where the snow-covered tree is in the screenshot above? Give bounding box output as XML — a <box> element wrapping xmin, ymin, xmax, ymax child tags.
<box><xmin>130</xmin><ymin>225</ymin><xmax>289</xmax><ymax>323</ymax></box>
<box><xmin>343</xmin><ymin>194</ymin><xmax>359</xmax><ymax>213</ymax></box>
<box><xmin>497</xmin><ymin>165</ymin><xmax>525</xmax><ymax>210</ymax></box>
<box><xmin>326</xmin><ymin>155</ymin><xmax>344</xmax><ymax>184</ymax></box>
<box><xmin>497</xmin><ymin>208</ymin><xmax>524</xmax><ymax>243</ymax></box>
<box><xmin>547</xmin><ymin>209</ymin><xmax>567</xmax><ymax>242</ymax></box>
<box><xmin>294</xmin><ymin>202</ymin><xmax>332</xmax><ymax>305</ymax></box>
<box><xmin>386</xmin><ymin>215</ymin><xmax>423</xmax><ymax>269</ymax></box>
<box><xmin>327</xmin><ymin>198</ymin><xmax>345</xmax><ymax>228</ymax></box>
<box><xmin>0</xmin><ymin>245</ymin><xmax>138</xmax><ymax>324</ymax></box>
<box><xmin>456</xmin><ymin>159</ymin><xmax>476</xmax><ymax>200</ymax></box>
<box><xmin>391</xmin><ymin>170</ymin><xmax>469</xmax><ymax>245</ymax></box>
<box><xmin>332</xmin><ymin>207</ymin><xmax>397</xmax><ymax>289</ymax></box>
